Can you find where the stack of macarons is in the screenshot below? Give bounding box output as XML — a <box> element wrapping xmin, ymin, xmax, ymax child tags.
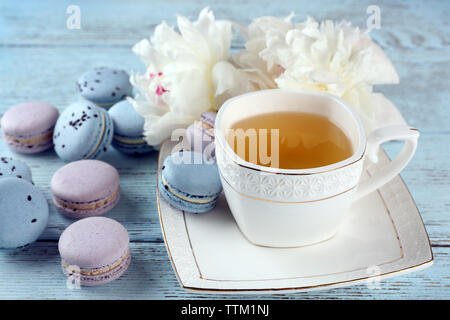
<box><xmin>51</xmin><ymin>67</ymin><xmax>153</xmax><ymax>162</ymax></box>
<box><xmin>0</xmin><ymin>65</ymin><xmax>225</xmax><ymax>286</ymax></box>
<box><xmin>158</xmin><ymin>111</ymin><xmax>223</xmax><ymax>214</ymax></box>
<box><xmin>158</xmin><ymin>112</ymin><xmax>222</xmax><ymax>213</ymax></box>
<box><xmin>0</xmin><ymin>66</ymin><xmax>141</xmax><ymax>285</ymax></box>
<box><xmin>1</xmin><ymin>66</ymin><xmax>152</xmax><ymax>162</ymax></box>
<box><xmin>108</xmin><ymin>100</ymin><xmax>154</xmax><ymax>155</ymax></box>
<box><xmin>159</xmin><ymin>150</ymin><xmax>222</xmax><ymax>213</ymax></box>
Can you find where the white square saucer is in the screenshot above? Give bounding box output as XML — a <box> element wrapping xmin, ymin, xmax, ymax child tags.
<box><xmin>156</xmin><ymin>140</ymin><xmax>432</xmax><ymax>294</ymax></box>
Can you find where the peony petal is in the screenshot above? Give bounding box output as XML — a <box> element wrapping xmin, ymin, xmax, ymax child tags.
<box><xmin>371</xmin><ymin>93</ymin><xmax>407</xmax><ymax>130</ymax></box>
<box><xmin>195</xmin><ymin>8</ymin><xmax>232</xmax><ymax>61</ymax></box>
<box><xmin>231</xmin><ymin>51</ymin><xmax>279</xmax><ymax>89</ymax></box>
<box><xmin>128</xmin><ymin>97</ymin><xmax>168</xmax><ymax>118</ymax></box>
<box><xmin>355</xmin><ymin>38</ymin><xmax>399</xmax><ymax>85</ymax></box>
<box><xmin>132</xmin><ymin>39</ymin><xmax>152</xmax><ymax>62</ymax></box>
<box><xmin>309</xmin><ymin>69</ymin><xmax>339</xmax><ymax>84</ymax></box>
<box><xmin>142</xmin><ymin>112</ymin><xmax>197</xmax><ymax>146</ymax></box>
<box><xmin>162</xmin><ymin>64</ymin><xmax>211</xmax><ymax>114</ymax></box>
<box><xmin>212</xmin><ymin>61</ymin><xmax>239</xmax><ymax>96</ymax></box>
<box><xmin>132</xmin><ymin>40</ymin><xmax>168</xmax><ymax>70</ymax></box>
<box><xmin>176</xmin><ymin>14</ymin><xmax>211</xmax><ymax>61</ymax></box>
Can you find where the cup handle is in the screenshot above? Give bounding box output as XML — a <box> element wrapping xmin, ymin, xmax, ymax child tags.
<box><xmin>353</xmin><ymin>125</ymin><xmax>420</xmax><ymax>201</ymax></box>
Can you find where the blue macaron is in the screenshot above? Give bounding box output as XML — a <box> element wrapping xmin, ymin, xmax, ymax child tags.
<box><xmin>77</xmin><ymin>67</ymin><xmax>132</xmax><ymax>107</ymax></box>
<box><xmin>108</xmin><ymin>100</ymin><xmax>153</xmax><ymax>155</ymax></box>
<box><xmin>159</xmin><ymin>151</ymin><xmax>222</xmax><ymax>213</ymax></box>
<box><xmin>0</xmin><ymin>177</ymin><xmax>49</xmax><ymax>249</ymax></box>
<box><xmin>53</xmin><ymin>102</ymin><xmax>114</xmax><ymax>162</ymax></box>
<box><xmin>0</xmin><ymin>157</ymin><xmax>32</xmax><ymax>182</ymax></box>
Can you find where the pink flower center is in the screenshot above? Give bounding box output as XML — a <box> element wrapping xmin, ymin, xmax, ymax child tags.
<box><xmin>149</xmin><ymin>72</ymin><xmax>169</xmax><ymax>96</ymax></box>
<box><xmin>149</xmin><ymin>72</ymin><xmax>164</xmax><ymax>79</ymax></box>
<box><xmin>155</xmin><ymin>85</ymin><xmax>168</xmax><ymax>96</ymax></box>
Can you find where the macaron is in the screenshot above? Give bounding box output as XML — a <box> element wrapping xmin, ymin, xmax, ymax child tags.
<box><xmin>1</xmin><ymin>102</ymin><xmax>59</xmax><ymax>153</ymax></box>
<box><xmin>159</xmin><ymin>151</ymin><xmax>222</xmax><ymax>213</ymax></box>
<box><xmin>108</xmin><ymin>100</ymin><xmax>153</xmax><ymax>155</ymax></box>
<box><xmin>0</xmin><ymin>157</ymin><xmax>32</xmax><ymax>182</ymax></box>
<box><xmin>0</xmin><ymin>177</ymin><xmax>49</xmax><ymax>249</ymax></box>
<box><xmin>53</xmin><ymin>102</ymin><xmax>114</xmax><ymax>162</ymax></box>
<box><xmin>186</xmin><ymin>112</ymin><xmax>216</xmax><ymax>159</ymax></box>
<box><xmin>58</xmin><ymin>217</ymin><xmax>131</xmax><ymax>286</ymax></box>
<box><xmin>77</xmin><ymin>67</ymin><xmax>132</xmax><ymax>107</ymax></box>
<box><xmin>51</xmin><ymin>160</ymin><xmax>120</xmax><ymax>219</ymax></box>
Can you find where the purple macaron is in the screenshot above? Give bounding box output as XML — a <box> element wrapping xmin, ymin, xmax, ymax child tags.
<box><xmin>186</xmin><ymin>112</ymin><xmax>216</xmax><ymax>159</ymax></box>
<box><xmin>1</xmin><ymin>102</ymin><xmax>59</xmax><ymax>153</ymax></box>
<box><xmin>58</xmin><ymin>217</ymin><xmax>131</xmax><ymax>286</ymax></box>
<box><xmin>51</xmin><ymin>160</ymin><xmax>120</xmax><ymax>219</ymax></box>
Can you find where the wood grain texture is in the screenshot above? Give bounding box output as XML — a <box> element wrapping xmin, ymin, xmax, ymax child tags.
<box><xmin>0</xmin><ymin>0</ymin><xmax>448</xmax><ymax>299</ymax></box>
<box><xmin>0</xmin><ymin>243</ymin><xmax>447</xmax><ymax>300</ymax></box>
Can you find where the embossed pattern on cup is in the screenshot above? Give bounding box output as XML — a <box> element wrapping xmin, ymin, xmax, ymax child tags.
<box><xmin>216</xmin><ymin>145</ymin><xmax>363</xmax><ymax>202</ymax></box>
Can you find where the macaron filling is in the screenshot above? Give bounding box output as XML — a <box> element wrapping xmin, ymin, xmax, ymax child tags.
<box><xmin>198</xmin><ymin>118</ymin><xmax>214</xmax><ymax>135</ymax></box>
<box><xmin>92</xmin><ymin>101</ymin><xmax>119</xmax><ymax>107</ymax></box>
<box><xmin>3</xmin><ymin>128</ymin><xmax>54</xmax><ymax>144</ymax></box>
<box><xmin>160</xmin><ymin>173</ymin><xmax>218</xmax><ymax>204</ymax></box>
<box><xmin>62</xmin><ymin>249</ymin><xmax>130</xmax><ymax>276</ymax></box>
<box><xmin>3</xmin><ymin>128</ymin><xmax>54</xmax><ymax>149</ymax></box>
<box><xmin>53</xmin><ymin>186</ymin><xmax>120</xmax><ymax>212</ymax></box>
<box><xmin>113</xmin><ymin>135</ymin><xmax>147</xmax><ymax>145</ymax></box>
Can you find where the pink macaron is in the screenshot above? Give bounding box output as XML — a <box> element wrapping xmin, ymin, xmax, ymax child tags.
<box><xmin>1</xmin><ymin>102</ymin><xmax>59</xmax><ymax>153</ymax></box>
<box><xmin>58</xmin><ymin>217</ymin><xmax>131</xmax><ymax>286</ymax></box>
<box><xmin>51</xmin><ymin>160</ymin><xmax>120</xmax><ymax>219</ymax></box>
<box><xmin>186</xmin><ymin>112</ymin><xmax>216</xmax><ymax>159</ymax></box>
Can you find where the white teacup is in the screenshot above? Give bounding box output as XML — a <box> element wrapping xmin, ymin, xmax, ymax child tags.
<box><xmin>214</xmin><ymin>89</ymin><xmax>419</xmax><ymax>247</ymax></box>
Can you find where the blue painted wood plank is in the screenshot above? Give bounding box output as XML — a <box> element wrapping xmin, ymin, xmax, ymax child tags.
<box><xmin>1</xmin><ymin>0</ymin><xmax>448</xmax><ymax>48</ymax></box>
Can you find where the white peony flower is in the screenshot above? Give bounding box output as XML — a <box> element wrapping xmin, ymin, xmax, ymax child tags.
<box><xmin>231</xmin><ymin>14</ymin><xmax>295</xmax><ymax>89</ymax></box>
<box><xmin>130</xmin><ymin>8</ymin><xmax>255</xmax><ymax>146</ymax></box>
<box><xmin>239</xmin><ymin>16</ymin><xmax>399</xmax><ymax>122</ymax></box>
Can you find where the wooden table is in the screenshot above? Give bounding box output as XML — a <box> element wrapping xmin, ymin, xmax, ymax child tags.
<box><xmin>0</xmin><ymin>0</ymin><xmax>448</xmax><ymax>299</ymax></box>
